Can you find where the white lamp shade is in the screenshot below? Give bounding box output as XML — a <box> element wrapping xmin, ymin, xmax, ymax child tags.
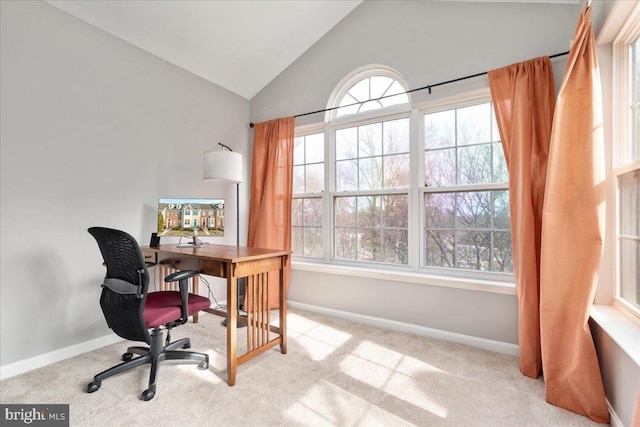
<box><xmin>203</xmin><ymin>150</ymin><xmax>243</xmax><ymax>183</ymax></box>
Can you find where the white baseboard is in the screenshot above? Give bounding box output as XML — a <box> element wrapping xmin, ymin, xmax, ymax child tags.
<box><xmin>0</xmin><ymin>334</ymin><xmax>123</xmax><ymax>381</ymax></box>
<box><xmin>287</xmin><ymin>301</ymin><xmax>519</xmax><ymax>356</ymax></box>
<box><xmin>606</xmin><ymin>398</ymin><xmax>624</xmax><ymax>427</ymax></box>
<box><xmin>1</xmin><ymin>304</ymin><xmax>518</xmax><ymax>381</ymax></box>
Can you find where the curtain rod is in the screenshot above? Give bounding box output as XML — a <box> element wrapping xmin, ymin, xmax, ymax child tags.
<box><xmin>249</xmin><ymin>50</ymin><xmax>569</xmax><ymax>128</ymax></box>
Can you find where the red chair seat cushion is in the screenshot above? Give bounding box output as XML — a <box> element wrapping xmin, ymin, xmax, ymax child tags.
<box><xmin>144</xmin><ymin>291</ymin><xmax>210</xmax><ymax>328</ymax></box>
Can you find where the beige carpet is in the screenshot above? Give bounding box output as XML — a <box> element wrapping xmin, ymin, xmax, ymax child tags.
<box><xmin>0</xmin><ymin>308</ymin><xmax>607</xmax><ymax>426</ymax></box>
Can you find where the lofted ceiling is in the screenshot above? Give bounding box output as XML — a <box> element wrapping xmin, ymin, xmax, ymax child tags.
<box><xmin>45</xmin><ymin>0</ymin><xmax>362</xmax><ymax>100</ymax></box>
<box><xmin>45</xmin><ymin>0</ymin><xmax>581</xmax><ymax>100</ymax></box>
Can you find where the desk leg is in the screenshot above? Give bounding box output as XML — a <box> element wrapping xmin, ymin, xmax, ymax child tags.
<box><xmin>279</xmin><ymin>259</ymin><xmax>287</xmax><ymax>354</ymax></box>
<box><xmin>227</xmin><ymin>274</ymin><xmax>237</xmax><ymax>386</ymax></box>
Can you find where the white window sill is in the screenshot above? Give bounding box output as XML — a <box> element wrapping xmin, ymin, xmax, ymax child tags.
<box><xmin>292</xmin><ymin>261</ymin><xmax>516</xmax><ymax>295</ymax></box>
<box><xmin>590</xmin><ymin>304</ymin><xmax>640</xmax><ymax>367</ymax></box>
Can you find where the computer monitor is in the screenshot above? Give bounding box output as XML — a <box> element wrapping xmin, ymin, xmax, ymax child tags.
<box><xmin>157</xmin><ymin>198</ymin><xmax>224</xmax><ymax>238</ymax></box>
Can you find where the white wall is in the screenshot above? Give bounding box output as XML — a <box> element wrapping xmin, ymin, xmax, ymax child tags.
<box><xmin>251</xmin><ymin>0</ymin><xmax>587</xmax><ymax>345</ymax></box>
<box><xmin>0</xmin><ymin>1</ymin><xmax>250</xmax><ymax>367</ymax></box>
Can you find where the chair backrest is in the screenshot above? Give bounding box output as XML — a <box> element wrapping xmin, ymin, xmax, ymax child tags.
<box><xmin>88</xmin><ymin>227</ymin><xmax>151</xmax><ymax>344</ymax></box>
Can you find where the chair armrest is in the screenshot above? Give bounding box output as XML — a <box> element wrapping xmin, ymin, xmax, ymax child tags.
<box><xmin>164</xmin><ymin>270</ymin><xmax>200</xmax><ymax>325</ymax></box>
<box><xmin>164</xmin><ymin>270</ymin><xmax>200</xmax><ymax>282</ymax></box>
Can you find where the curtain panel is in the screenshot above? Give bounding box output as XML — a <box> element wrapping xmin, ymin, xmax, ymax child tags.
<box><xmin>539</xmin><ymin>5</ymin><xmax>608</xmax><ymax>422</ymax></box>
<box><xmin>488</xmin><ymin>56</ymin><xmax>556</xmax><ymax>379</ymax></box>
<box><xmin>247</xmin><ymin>116</ymin><xmax>295</xmax><ymax>309</ymax></box>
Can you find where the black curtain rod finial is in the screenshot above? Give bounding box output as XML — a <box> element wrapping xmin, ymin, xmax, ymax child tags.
<box><xmin>249</xmin><ymin>123</ymin><xmax>254</xmax><ymax>128</ymax></box>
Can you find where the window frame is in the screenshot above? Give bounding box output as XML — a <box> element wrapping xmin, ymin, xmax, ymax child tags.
<box><xmin>612</xmin><ymin>3</ymin><xmax>640</xmax><ymax>321</ymax></box>
<box><xmin>330</xmin><ymin>111</ymin><xmax>413</xmax><ymax>267</ymax></box>
<box><xmin>293</xmin><ymin>70</ymin><xmax>515</xmax><ymax>288</ymax></box>
<box><xmin>418</xmin><ymin>90</ymin><xmax>512</xmax><ymax>282</ymax></box>
<box><xmin>292</xmin><ymin>123</ymin><xmax>327</xmax><ymax>260</ymax></box>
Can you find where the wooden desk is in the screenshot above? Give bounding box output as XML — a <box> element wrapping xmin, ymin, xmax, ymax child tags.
<box><xmin>140</xmin><ymin>244</ymin><xmax>289</xmax><ymax>386</ymax></box>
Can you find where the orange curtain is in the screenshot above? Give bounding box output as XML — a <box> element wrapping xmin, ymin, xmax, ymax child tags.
<box><xmin>247</xmin><ymin>117</ymin><xmax>295</xmax><ymax>308</ymax></box>
<box><xmin>539</xmin><ymin>5</ymin><xmax>608</xmax><ymax>423</ymax></box>
<box><xmin>488</xmin><ymin>57</ymin><xmax>556</xmax><ymax>379</ymax></box>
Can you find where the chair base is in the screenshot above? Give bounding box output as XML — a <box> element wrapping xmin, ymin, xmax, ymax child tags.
<box><xmin>87</xmin><ymin>328</ymin><xmax>208</xmax><ymax>401</ymax></box>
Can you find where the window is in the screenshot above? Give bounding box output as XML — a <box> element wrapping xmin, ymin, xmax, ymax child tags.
<box><xmin>614</xmin><ymin>21</ymin><xmax>640</xmax><ymax>316</ymax></box>
<box><xmin>292</xmin><ymin>67</ymin><xmax>512</xmax><ymax>281</ymax></box>
<box><xmin>334</xmin><ymin>118</ymin><xmax>410</xmax><ymax>264</ymax></box>
<box><xmin>336</xmin><ymin>75</ymin><xmax>409</xmax><ymax>117</ymax></box>
<box><xmin>422</xmin><ymin>102</ymin><xmax>512</xmax><ymax>273</ymax></box>
<box><xmin>292</xmin><ymin>132</ymin><xmax>324</xmax><ymax>258</ymax></box>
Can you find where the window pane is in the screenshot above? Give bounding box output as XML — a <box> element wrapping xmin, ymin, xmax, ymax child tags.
<box><xmin>458</xmin><ymin>143</ymin><xmax>492</xmax><ymax>185</ymax></box>
<box><xmin>359</xmin><ymin>123</ymin><xmax>383</xmax><ymax>157</ymax></box>
<box><xmin>380</xmin><ymin>93</ymin><xmax>409</xmax><ymax>108</ymax></box>
<box><xmin>491</xmin><ymin>108</ymin><xmax>501</xmax><ymax>142</ymax></box>
<box><xmin>360</xmin><ymin>100</ymin><xmax>382</xmax><ymax>113</ymax></box>
<box><xmin>424</xmin><ymin>190</ymin><xmax>511</xmax><ymax>273</ymax></box>
<box><xmin>336</xmin><ymin>159</ymin><xmax>358</xmax><ymax>191</ymax></box>
<box><xmin>292</xmin><ymin>227</ymin><xmax>303</xmax><ymax>255</ymax></box>
<box><xmin>619</xmin><ymin>169</ymin><xmax>640</xmax><ymax>309</ymax></box>
<box><xmin>425</xmin><ymin>149</ymin><xmax>456</xmax><ymax>187</ymax></box>
<box><xmin>493</xmin><ymin>190</ymin><xmax>511</xmax><ymax>230</ymax></box>
<box><xmin>457</xmin><ymin>103</ymin><xmax>491</xmax><ymax>146</ymax></box>
<box><xmin>336</xmin><ymin>127</ymin><xmax>357</xmax><ymax>160</ymax></box>
<box><xmin>293</xmin><ymin>165</ymin><xmax>305</xmax><ymax>194</ymax></box>
<box><xmin>294</xmin><ymin>137</ymin><xmax>305</xmax><ymax>165</ymax></box>
<box><xmin>457</xmin><ymin>191</ymin><xmax>491</xmax><ymax>229</ymax></box>
<box><xmin>337</xmin><ymin>94</ymin><xmax>359</xmax><ymax>116</ymax></box>
<box><xmin>358</xmin><ymin>228</ymin><xmax>381</xmax><ymax>262</ymax></box>
<box><xmin>291</xmin><ymin>199</ymin><xmax>303</xmax><ymax>227</ymax></box>
<box><xmin>294</xmin><ymin>133</ymin><xmax>325</xmax><ymax>198</ymax></box>
<box><xmin>303</xmin><ymin>227</ymin><xmax>323</xmax><ymax>258</ymax></box>
<box><xmin>492</xmin><ymin>231</ymin><xmax>513</xmax><ymax>272</ymax></box>
<box><xmin>303</xmin><ymin>198</ymin><xmax>323</xmax><ymax>227</ymax></box>
<box><xmin>383</xmin><ymin>229</ymin><xmax>408</xmax><ymax>264</ymax></box>
<box><xmin>359</xmin><ymin>157</ymin><xmax>383</xmax><ymax>190</ymax></box>
<box><xmin>633</xmin><ymin>37</ymin><xmax>640</xmax><ymax>103</ymax></box>
<box><xmin>383</xmin><ymin>195</ymin><xmax>408</xmax><ymax>228</ymax></box>
<box><xmin>292</xmin><ymin>197</ymin><xmax>323</xmax><ymax>258</ymax></box>
<box><xmin>619</xmin><ymin>170</ymin><xmax>639</xmax><ymax>236</ymax></box>
<box><xmin>380</xmin><ymin>82</ymin><xmax>409</xmax><ymax>108</ymax></box>
<box><xmin>425</xmin><ymin>230</ymin><xmax>454</xmax><ymax>268</ymax></box>
<box><xmin>371</xmin><ymin>76</ymin><xmax>393</xmax><ymax>99</ymax></box>
<box><xmin>493</xmin><ymin>142</ymin><xmax>508</xmax><ymax>182</ymax></box>
<box><xmin>306</xmin><ymin>133</ymin><xmax>324</xmax><ymax>163</ymax></box>
<box><xmin>384</xmin><ymin>118</ymin><xmax>410</xmax><ymax>154</ymax></box>
<box><xmin>633</xmin><ymin>105</ymin><xmax>640</xmax><ymax>162</ymax></box>
<box><xmin>424</xmin><ymin>110</ymin><xmax>455</xmax><ymax>150</ymax></box>
<box><xmin>306</xmin><ymin>163</ymin><xmax>324</xmax><ymax>193</ymax></box>
<box><xmin>455</xmin><ymin>231</ymin><xmax>491</xmax><ymax>271</ymax></box>
<box><xmin>384</xmin><ymin>154</ymin><xmax>410</xmax><ymax>188</ymax></box>
<box><xmin>425</xmin><ymin>193</ymin><xmax>455</xmax><ymax>229</ymax></box>
<box><xmin>349</xmin><ymin>78</ymin><xmax>370</xmax><ymax>102</ymax></box>
<box><xmin>335</xmin><ymin>228</ymin><xmax>357</xmax><ymax>260</ymax></box>
<box><xmin>335</xmin><ymin>197</ymin><xmax>356</xmax><ymax>227</ymax></box>
<box><xmin>357</xmin><ymin>196</ymin><xmax>381</xmax><ymax>228</ymax></box>
<box><xmin>620</xmin><ymin>238</ymin><xmax>639</xmax><ymax>309</ymax></box>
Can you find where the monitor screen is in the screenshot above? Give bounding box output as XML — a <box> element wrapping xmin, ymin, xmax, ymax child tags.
<box><xmin>157</xmin><ymin>198</ymin><xmax>224</xmax><ymax>237</ymax></box>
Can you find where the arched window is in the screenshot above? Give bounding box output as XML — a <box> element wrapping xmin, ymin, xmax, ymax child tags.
<box><xmin>326</xmin><ymin>65</ymin><xmax>410</xmax><ymax>120</ymax></box>
<box><xmin>293</xmin><ymin>64</ymin><xmax>512</xmax><ymax>281</ymax></box>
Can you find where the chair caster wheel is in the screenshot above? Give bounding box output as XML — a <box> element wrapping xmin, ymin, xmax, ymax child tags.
<box><xmin>122</xmin><ymin>352</ymin><xmax>133</xmax><ymax>361</ymax></box>
<box><xmin>141</xmin><ymin>389</ymin><xmax>155</xmax><ymax>401</ymax></box>
<box><xmin>87</xmin><ymin>381</ymin><xmax>101</xmax><ymax>393</ymax></box>
<box><xmin>198</xmin><ymin>360</ymin><xmax>208</xmax><ymax>370</ymax></box>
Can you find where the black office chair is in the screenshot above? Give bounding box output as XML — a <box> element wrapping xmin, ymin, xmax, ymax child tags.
<box><xmin>87</xmin><ymin>227</ymin><xmax>211</xmax><ymax>401</ymax></box>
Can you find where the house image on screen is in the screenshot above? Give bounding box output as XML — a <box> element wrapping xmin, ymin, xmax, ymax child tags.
<box><xmin>158</xmin><ymin>198</ymin><xmax>224</xmax><ymax>236</ymax></box>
